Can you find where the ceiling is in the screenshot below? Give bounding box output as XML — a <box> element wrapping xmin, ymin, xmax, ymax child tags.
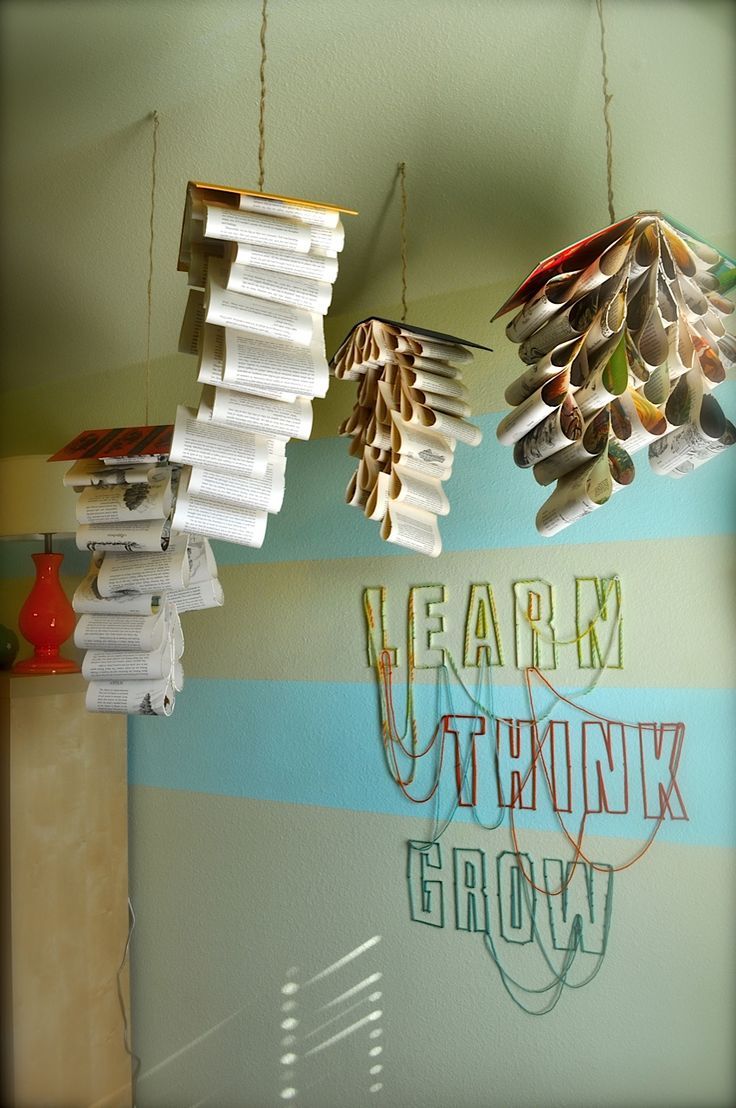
<box><xmin>0</xmin><ymin>0</ymin><xmax>734</xmax><ymax>394</ymax></box>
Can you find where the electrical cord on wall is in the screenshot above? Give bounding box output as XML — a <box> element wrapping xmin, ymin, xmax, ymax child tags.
<box><xmin>117</xmin><ymin>896</ymin><xmax>142</xmax><ymax>1106</ymax></box>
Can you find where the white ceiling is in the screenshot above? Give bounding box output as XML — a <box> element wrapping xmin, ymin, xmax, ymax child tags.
<box><xmin>0</xmin><ymin>0</ymin><xmax>734</xmax><ymax>393</ymax></box>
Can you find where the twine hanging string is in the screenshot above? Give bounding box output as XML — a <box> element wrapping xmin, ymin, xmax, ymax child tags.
<box><xmin>595</xmin><ymin>0</ymin><xmax>616</xmax><ymax>223</ymax></box>
<box><xmin>398</xmin><ymin>162</ymin><xmax>409</xmax><ymax>322</ymax></box>
<box><xmin>258</xmin><ymin>0</ymin><xmax>268</xmax><ymax>191</ymax></box>
<box><xmin>144</xmin><ymin>109</ymin><xmax>160</xmax><ymax>426</ymax></box>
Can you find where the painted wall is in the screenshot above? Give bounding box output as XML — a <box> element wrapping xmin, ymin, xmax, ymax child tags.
<box><xmin>1</xmin><ymin>2</ymin><xmax>734</xmax><ymax>1106</ymax></box>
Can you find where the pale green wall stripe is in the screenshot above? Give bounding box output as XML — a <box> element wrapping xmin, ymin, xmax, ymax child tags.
<box><xmin>128</xmin><ymin>786</ymin><xmax>736</xmax><ymax>1108</ymax></box>
<box><xmin>177</xmin><ymin>534</ymin><xmax>735</xmax><ymax>688</ymax></box>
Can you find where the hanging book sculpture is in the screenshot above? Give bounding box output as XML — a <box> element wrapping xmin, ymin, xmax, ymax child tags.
<box><xmin>331</xmin><ymin>318</ymin><xmax>489</xmax><ymax>557</ymax></box>
<box><xmin>50</xmin><ymin>426</ymin><xmax>224</xmax><ymax>716</ymax></box>
<box><xmin>173</xmin><ymin>181</ymin><xmax>356</xmax><ymax>547</ymax></box>
<box><xmin>492</xmin><ymin>212</ymin><xmax>736</xmax><ymax>536</ymax></box>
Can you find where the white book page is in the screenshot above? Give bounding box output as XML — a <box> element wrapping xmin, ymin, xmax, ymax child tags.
<box><xmin>85</xmin><ymin>678</ymin><xmax>175</xmax><ymax>716</ymax></box>
<box><xmin>206</xmin><ymin>386</ymin><xmax>313</xmax><ymax>441</ymax></box>
<box><xmin>172</xmin><ymin>473</ymin><xmax>269</xmax><ymax>548</ymax></box>
<box><xmin>309</xmin><ymin>220</ymin><xmax>345</xmax><ymax>254</ymax></box>
<box><xmin>168</xmin><ymin>577</ymin><xmax>225</xmax><ymax>613</ymax></box>
<box><xmin>63</xmin><ymin>459</ymin><xmax>157</xmax><ymax>487</ymax></box>
<box><xmin>365</xmin><ymin>470</ymin><xmax>390</xmax><ymax>521</ymax></box>
<box><xmin>204</xmin><ymin>204</ymin><xmax>311</xmax><ymax>253</ymax></box>
<box><xmin>226</xmin><ymin>262</ymin><xmax>333</xmax><ymax>315</ymax></box>
<box><xmin>417</xmin><ymin>406</ymin><xmax>482</xmax><ymax>448</ymax></box>
<box><xmin>391</xmin><ymin>413</ymin><xmax>455</xmax><ymax>478</ymax></box>
<box><xmin>206</xmin><ymin>269</ymin><xmax>320</xmax><ymax>347</ymax></box>
<box><xmin>76</xmin><ymin>471</ymin><xmax>172</xmax><ymax>524</ymax></box>
<box><xmin>231</xmin><ymin>241</ymin><xmax>338</xmax><ymax>283</ymax></box>
<box><xmin>223</xmin><ymin>328</ymin><xmax>329</xmax><ymax>399</ymax></box>
<box><xmin>188</xmin><ymin>463</ymin><xmax>286</xmax><ymax>514</ymax></box>
<box><xmin>391</xmin><ymin>463</ymin><xmax>450</xmax><ymax>517</ymax></box>
<box><xmin>96</xmin><ymin>542</ymin><xmax>191</xmax><ymax>597</ymax></box>
<box><xmin>380</xmin><ymin>501</ymin><xmax>442</xmax><ymax>557</ymax></box>
<box><xmin>179</xmin><ymin>289</ymin><xmax>206</xmax><ymax>356</ymax></box>
<box><xmin>73</xmin><ymin>565</ymin><xmax>160</xmax><ymax>615</ymax></box>
<box><xmin>238</xmin><ymin>193</ymin><xmax>341</xmax><ymax>229</ymax></box>
<box><xmin>170</xmin><ymin>405</ymin><xmax>269</xmax><ymax>478</ymax></box>
<box><xmin>76</xmin><ymin>518</ymin><xmax>171</xmax><ymax>553</ymax></box>
<box><xmin>535</xmin><ymin>453</ymin><xmax>612</xmax><ymax>537</ymax></box>
<box><xmin>74</xmin><ymin>611</ymin><xmax>166</xmax><ymax>652</ymax></box>
<box><xmin>82</xmin><ymin>643</ymin><xmax>173</xmax><ymax>681</ymax></box>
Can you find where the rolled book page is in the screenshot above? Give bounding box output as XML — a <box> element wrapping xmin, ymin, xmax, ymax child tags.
<box><xmin>535</xmin><ymin>452</ymin><xmax>613</xmax><ymax>537</ymax></box>
<box><xmin>188</xmin><ymin>463</ymin><xmax>286</xmax><ymax>514</ymax></box>
<box><xmin>416</xmin><ymin>406</ymin><xmax>482</xmax><ymax>447</ymax></box>
<box><xmin>179</xmin><ymin>288</ymin><xmax>206</xmax><ymax>355</ymax></box>
<box><xmin>168</xmin><ymin>576</ymin><xmax>225</xmax><ymax>614</ymax></box>
<box><xmin>611</xmin><ymin>388</ymin><xmax>668</xmax><ymax>454</ymax></box>
<box><xmin>172</xmin><ymin>471</ymin><xmax>268</xmax><ymax>548</ymax></box>
<box><xmin>82</xmin><ymin>642</ymin><xmax>173</xmax><ymax>682</ymax></box>
<box><xmin>496</xmin><ymin>371</ymin><xmax>569</xmax><ymax>446</ymax></box>
<box><xmin>345</xmin><ymin>471</ymin><xmax>369</xmax><ymax>509</ymax></box>
<box><xmin>390</xmin><ymin>462</ymin><xmax>450</xmax><ymax>517</ymax></box>
<box><xmin>380</xmin><ymin>501</ymin><xmax>442</xmax><ymax>558</ymax></box>
<box><xmin>96</xmin><ymin>541</ymin><xmax>191</xmax><ymax>597</ymax></box>
<box><xmin>390</xmin><ymin>413</ymin><xmax>456</xmax><ymax>478</ymax></box>
<box><xmin>75</xmin><ymin>469</ymin><xmax>172</xmax><ymax>524</ymax></box>
<box><xmin>206</xmin><ymin>268</ymin><xmax>321</xmax><ymax>347</ymax></box>
<box><xmin>85</xmin><ymin>677</ymin><xmax>175</xmax><ymax>716</ymax></box>
<box><xmin>226</xmin><ymin>262</ymin><xmax>333</xmax><ymax>315</ymax></box>
<box><xmin>200</xmin><ymin>384</ymin><xmax>313</xmax><ymax>441</ymax></box>
<box><xmin>504</xmin><ymin>336</ymin><xmax>585</xmax><ymax>407</ymax></box>
<box><xmin>216</xmin><ymin>318</ymin><xmax>331</xmax><ymax>401</ymax></box>
<box><xmin>76</xmin><ymin>517</ymin><xmax>172</xmax><ymax>554</ymax></box>
<box><xmin>74</xmin><ymin>611</ymin><xmax>167</xmax><ymax>653</ymax></box>
<box><xmin>649</xmin><ymin>392</ymin><xmax>730</xmax><ymax>476</ymax></box>
<box><xmin>231</xmin><ymin>241</ymin><xmax>339</xmax><ymax>283</ymax></box>
<box><xmin>504</xmin><ymin>270</ymin><xmax>583</xmax><ymax>344</ymax></box>
<box><xmin>203</xmin><ymin>203</ymin><xmax>312</xmax><ymax>253</ymax></box>
<box><xmin>63</xmin><ymin>459</ymin><xmax>160</xmax><ymax>488</ymax></box>
<box><xmin>403</xmin><ymin>367</ymin><xmax>468</xmax><ymax>399</ymax></box>
<box><xmin>73</xmin><ymin>564</ymin><xmax>161</xmax><ymax>615</ymax></box>
<box><xmin>170</xmin><ymin>405</ymin><xmax>269</xmax><ymax>478</ymax></box>
<box><xmin>365</xmin><ymin>470</ymin><xmax>390</xmax><ymax>522</ymax></box>
<box><xmin>513</xmin><ymin>395</ymin><xmax>583</xmax><ymax>468</ymax></box>
<box><xmin>533</xmin><ymin>408</ymin><xmax>610</xmax><ymax>486</ymax></box>
<box><xmin>308</xmin><ymin>221</ymin><xmax>345</xmax><ymax>254</ymax></box>
<box><xmin>238</xmin><ymin>193</ymin><xmax>342</xmax><ymax>229</ymax></box>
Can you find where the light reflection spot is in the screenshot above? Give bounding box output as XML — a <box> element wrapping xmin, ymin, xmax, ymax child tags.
<box><xmin>281</xmin><ymin>1000</ymin><xmax>297</xmax><ymax>1012</ymax></box>
<box><xmin>280</xmin><ymin>1053</ymin><xmax>298</xmax><ymax>1065</ymax></box>
<box><xmin>280</xmin><ymin>1018</ymin><xmax>299</xmax><ymax>1030</ymax></box>
<box><xmin>369</xmin><ymin>991</ymin><xmax>382</xmax><ymax>1002</ymax></box>
<box><xmin>369</xmin><ymin>1046</ymin><xmax>383</xmax><ymax>1057</ymax></box>
<box><xmin>370</xmin><ymin>1083</ymin><xmax>383</xmax><ymax>1093</ymax></box>
<box><xmin>370</xmin><ymin>1065</ymin><xmax>383</xmax><ymax>1075</ymax></box>
<box><xmin>369</xmin><ymin>1029</ymin><xmax>383</xmax><ymax>1039</ymax></box>
<box><xmin>281</xmin><ymin>1035</ymin><xmax>296</xmax><ymax>1047</ymax></box>
<box><xmin>280</xmin><ymin>1089</ymin><xmax>297</xmax><ymax>1101</ymax></box>
<box><xmin>281</xmin><ymin>982</ymin><xmax>300</xmax><ymax>996</ymax></box>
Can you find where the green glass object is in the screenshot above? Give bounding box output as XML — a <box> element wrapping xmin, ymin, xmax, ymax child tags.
<box><xmin>0</xmin><ymin>624</ymin><xmax>19</xmax><ymax>670</ymax></box>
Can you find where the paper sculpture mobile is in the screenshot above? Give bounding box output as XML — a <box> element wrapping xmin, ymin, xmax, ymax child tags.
<box><xmin>172</xmin><ymin>181</ymin><xmax>356</xmax><ymax>549</ymax></box>
<box><xmin>331</xmin><ymin>318</ymin><xmax>490</xmax><ymax>557</ymax></box>
<box><xmin>493</xmin><ymin>212</ymin><xmax>735</xmax><ymax>535</ymax></box>
<box><xmin>51</xmin><ymin>425</ymin><xmax>224</xmax><ymax>716</ymax></box>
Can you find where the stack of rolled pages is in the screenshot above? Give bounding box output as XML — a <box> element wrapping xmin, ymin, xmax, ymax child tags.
<box><xmin>56</xmin><ymin>431</ymin><xmax>224</xmax><ymax>716</ymax></box>
<box><xmin>171</xmin><ymin>181</ymin><xmax>356</xmax><ymax>548</ymax></box>
<box><xmin>331</xmin><ymin>318</ymin><xmax>488</xmax><ymax>557</ymax></box>
<box><xmin>492</xmin><ymin>212</ymin><xmax>735</xmax><ymax>536</ymax></box>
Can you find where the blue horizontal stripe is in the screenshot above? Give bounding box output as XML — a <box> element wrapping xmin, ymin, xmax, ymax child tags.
<box><xmin>214</xmin><ymin>381</ymin><xmax>736</xmax><ymax>565</ymax></box>
<box><xmin>129</xmin><ymin>678</ymin><xmax>736</xmax><ymax>848</ymax></box>
<box><xmin>2</xmin><ymin>383</ymin><xmax>733</xmax><ymax>578</ymax></box>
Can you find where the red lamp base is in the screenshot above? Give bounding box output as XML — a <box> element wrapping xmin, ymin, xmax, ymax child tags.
<box><xmin>12</xmin><ymin>551</ymin><xmax>80</xmax><ymax>676</ymax></box>
<box><xmin>13</xmin><ymin>651</ymin><xmax>80</xmax><ymax>675</ymax></box>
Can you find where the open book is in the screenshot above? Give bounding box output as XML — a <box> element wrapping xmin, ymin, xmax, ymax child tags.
<box><xmin>173</xmin><ymin>181</ymin><xmax>356</xmax><ymax>548</ymax></box>
<box><xmin>52</xmin><ymin>426</ymin><xmax>225</xmax><ymax>715</ymax></box>
<box><xmin>331</xmin><ymin>318</ymin><xmax>489</xmax><ymax>556</ymax></box>
<box><xmin>493</xmin><ymin>213</ymin><xmax>735</xmax><ymax>535</ymax></box>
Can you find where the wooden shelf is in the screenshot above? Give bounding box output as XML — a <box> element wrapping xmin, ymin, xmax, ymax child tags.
<box><xmin>0</xmin><ymin>673</ymin><xmax>132</xmax><ymax>1108</ymax></box>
